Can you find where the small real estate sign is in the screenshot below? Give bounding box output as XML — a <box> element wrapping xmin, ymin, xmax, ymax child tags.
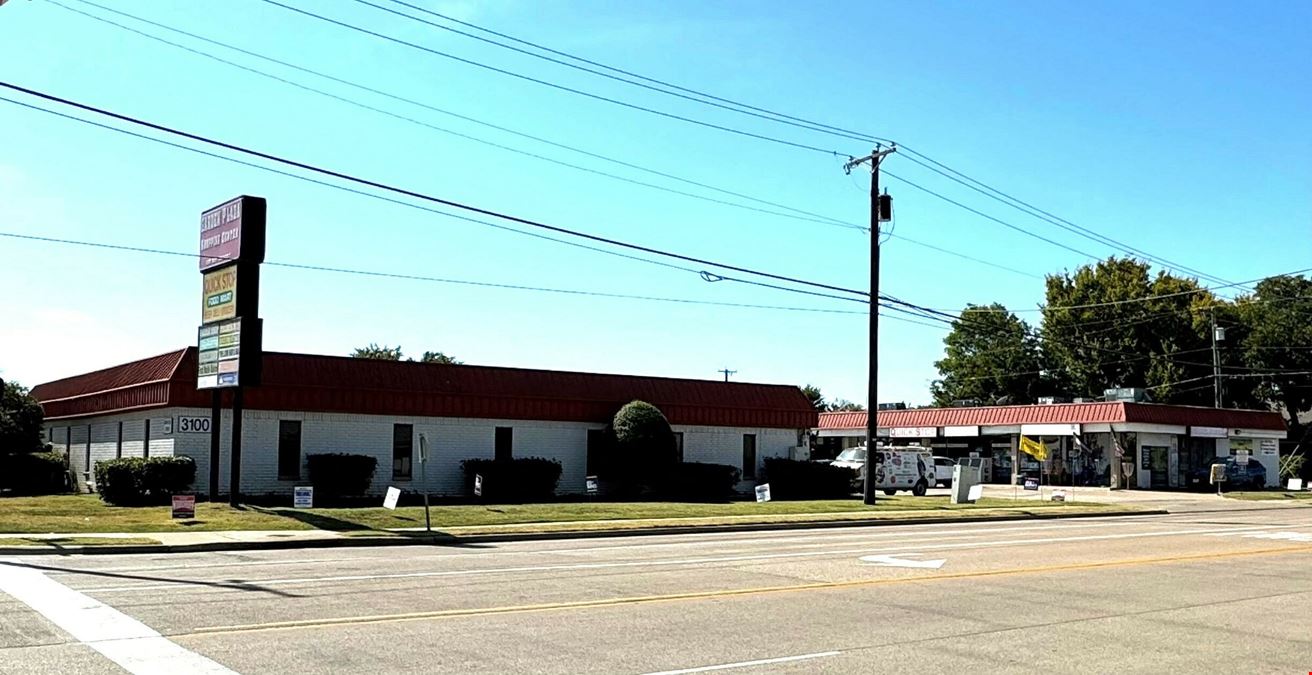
<box><xmin>293</xmin><ymin>486</ymin><xmax>314</xmax><ymax>509</ymax></box>
<box><xmin>171</xmin><ymin>494</ymin><xmax>196</xmax><ymax>519</ymax></box>
<box><xmin>585</xmin><ymin>476</ymin><xmax>598</xmax><ymax>495</ymax></box>
<box><xmin>474</xmin><ymin>474</ymin><xmax>483</xmax><ymax>497</ymax></box>
<box><xmin>1024</xmin><ymin>478</ymin><xmax>1039</xmax><ymax>491</ymax></box>
<box><xmin>754</xmin><ymin>484</ymin><xmax>771</xmax><ymax>502</ymax></box>
<box><xmin>383</xmin><ymin>486</ymin><xmax>401</xmax><ymax>510</ymax></box>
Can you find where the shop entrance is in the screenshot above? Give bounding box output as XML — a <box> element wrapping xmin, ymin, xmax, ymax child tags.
<box><xmin>1145</xmin><ymin>446</ymin><xmax>1170</xmax><ymax>488</ymax></box>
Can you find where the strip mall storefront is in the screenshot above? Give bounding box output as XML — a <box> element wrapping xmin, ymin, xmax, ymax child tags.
<box><xmin>816</xmin><ymin>402</ymin><xmax>1286</xmax><ymax>488</ymax></box>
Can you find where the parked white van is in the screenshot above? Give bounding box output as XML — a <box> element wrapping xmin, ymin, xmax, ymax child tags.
<box><xmin>832</xmin><ymin>445</ymin><xmax>937</xmax><ymax>496</ymax></box>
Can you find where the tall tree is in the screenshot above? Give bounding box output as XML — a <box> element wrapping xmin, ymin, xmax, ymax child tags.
<box><xmin>827</xmin><ymin>400</ymin><xmax>866</xmax><ymax>412</ymax></box>
<box><xmin>1237</xmin><ymin>275</ymin><xmax>1312</xmax><ymax>438</ymax></box>
<box><xmin>801</xmin><ymin>385</ymin><xmax>826</xmax><ymax>411</ymax></box>
<box><xmin>931</xmin><ymin>303</ymin><xmax>1045</xmax><ymax>407</ymax></box>
<box><xmin>351</xmin><ymin>344</ymin><xmax>404</xmax><ymax>360</ymax></box>
<box><xmin>351</xmin><ymin>345</ymin><xmax>463</xmax><ymax>364</ymax></box>
<box><xmin>1041</xmin><ymin>257</ymin><xmax>1216</xmax><ymax>404</ymax></box>
<box><xmin>0</xmin><ymin>378</ymin><xmax>45</xmax><ymax>454</ymax></box>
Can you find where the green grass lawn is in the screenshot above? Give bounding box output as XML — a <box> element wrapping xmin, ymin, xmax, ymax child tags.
<box><xmin>0</xmin><ymin>494</ymin><xmax>316</xmax><ymax>534</ymax></box>
<box><xmin>0</xmin><ymin>494</ymin><xmax>1107</xmax><ymax>535</ymax></box>
<box><xmin>1224</xmin><ymin>491</ymin><xmax>1312</xmax><ymax>501</ymax></box>
<box><xmin>295</xmin><ymin>496</ymin><xmax>1097</xmax><ymax>531</ymax></box>
<box><xmin>3</xmin><ymin>536</ymin><xmax>162</xmax><ymax>547</ymax></box>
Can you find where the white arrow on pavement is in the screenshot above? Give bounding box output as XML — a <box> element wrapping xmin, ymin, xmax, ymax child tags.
<box><xmin>859</xmin><ymin>554</ymin><xmax>946</xmax><ymax>569</ymax></box>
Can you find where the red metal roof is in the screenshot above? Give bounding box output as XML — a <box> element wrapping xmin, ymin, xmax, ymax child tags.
<box><xmin>34</xmin><ymin>348</ymin><xmax>817</xmax><ymax>429</ymax></box>
<box><xmin>818</xmin><ymin>402</ymin><xmax>1285</xmax><ymax>432</ymax></box>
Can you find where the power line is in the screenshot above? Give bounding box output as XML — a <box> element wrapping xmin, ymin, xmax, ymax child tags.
<box><xmin>358</xmin><ymin>0</ymin><xmax>889</xmax><ymax>146</ymax></box>
<box><xmin>885</xmin><ymin>233</ymin><xmax>1044</xmax><ymax>280</ymax></box>
<box><xmin>53</xmin><ymin>0</ymin><xmax>860</xmax><ymax>232</ymax></box>
<box><xmin>882</xmin><ymin>170</ymin><xmax>1101</xmax><ymax>260</ymax></box>
<box><xmin>0</xmin><ymin>80</ymin><xmax>871</xmax><ymax>302</ymax></box>
<box><xmin>361</xmin><ymin>0</ymin><xmax>1232</xmax><ymax>290</ymax></box>
<box><xmin>0</xmin><ymin>93</ymin><xmax>704</xmax><ymax>280</ymax></box>
<box><xmin>920</xmin><ymin>266</ymin><xmax>1312</xmax><ymax>314</ymax></box>
<box><xmin>0</xmin><ymin>231</ymin><xmax>870</xmax><ymax>315</ymax></box>
<box><xmin>257</xmin><ymin>0</ymin><xmax>848</xmax><ymax>156</ymax></box>
<box><xmin>59</xmin><ymin>1</ymin><xmax>1183</xmax><ymax>286</ymax></box>
<box><xmin>895</xmin><ymin>149</ymin><xmax>1237</xmax><ymax>287</ymax></box>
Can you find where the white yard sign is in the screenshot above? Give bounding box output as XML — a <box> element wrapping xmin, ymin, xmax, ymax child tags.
<box><xmin>383</xmin><ymin>486</ymin><xmax>401</xmax><ymax>510</ymax></box>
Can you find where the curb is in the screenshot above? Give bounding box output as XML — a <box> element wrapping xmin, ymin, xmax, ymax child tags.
<box><xmin>0</xmin><ymin>508</ymin><xmax>1167</xmax><ymax>556</ymax></box>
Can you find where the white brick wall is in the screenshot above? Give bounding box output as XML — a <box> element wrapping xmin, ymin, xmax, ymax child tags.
<box><xmin>675</xmin><ymin>425</ymin><xmax>799</xmax><ymax>489</ymax></box>
<box><xmin>120</xmin><ymin>420</ymin><xmax>146</xmax><ymax>458</ymax></box>
<box><xmin>46</xmin><ymin>409</ymin><xmax>805</xmax><ymax>498</ymax></box>
<box><xmin>47</xmin><ymin>414</ymin><xmax>181</xmax><ymax>491</ymax></box>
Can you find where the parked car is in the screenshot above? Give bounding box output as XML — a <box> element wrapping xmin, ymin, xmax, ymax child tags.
<box><xmin>1188</xmin><ymin>457</ymin><xmax>1267</xmax><ymax>491</ymax></box>
<box><xmin>932</xmin><ymin>456</ymin><xmax>956</xmax><ymax>488</ymax></box>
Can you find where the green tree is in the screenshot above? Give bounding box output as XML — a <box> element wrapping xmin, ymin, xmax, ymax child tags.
<box><xmin>801</xmin><ymin>385</ymin><xmax>826</xmax><ymax>411</ymax></box>
<box><xmin>351</xmin><ymin>343</ymin><xmax>404</xmax><ymax>360</ymax></box>
<box><xmin>1041</xmin><ymin>257</ymin><xmax>1217</xmax><ymax>404</ymax></box>
<box><xmin>350</xmin><ymin>345</ymin><xmax>463</xmax><ymax>364</ymax></box>
<box><xmin>0</xmin><ymin>378</ymin><xmax>45</xmax><ymax>454</ymax></box>
<box><xmin>826</xmin><ymin>400</ymin><xmax>866</xmax><ymax>412</ymax></box>
<box><xmin>931</xmin><ymin>303</ymin><xmax>1046</xmax><ymax>407</ymax></box>
<box><xmin>1237</xmin><ymin>275</ymin><xmax>1312</xmax><ymax>438</ymax></box>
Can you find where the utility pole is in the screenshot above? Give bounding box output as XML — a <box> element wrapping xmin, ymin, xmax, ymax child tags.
<box><xmin>845</xmin><ymin>145</ymin><xmax>896</xmax><ymax>506</ymax></box>
<box><xmin>1211</xmin><ymin>311</ymin><xmax>1225</xmax><ymax>408</ymax></box>
<box><xmin>718</xmin><ymin>368</ymin><xmax>737</xmax><ymax>382</ymax></box>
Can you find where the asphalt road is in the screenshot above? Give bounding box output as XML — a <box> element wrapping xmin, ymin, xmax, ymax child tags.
<box><xmin>4</xmin><ymin>503</ymin><xmax>1312</xmax><ymax>674</ymax></box>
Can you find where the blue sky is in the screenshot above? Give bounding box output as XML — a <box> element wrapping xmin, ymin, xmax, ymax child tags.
<box><xmin>1</xmin><ymin>0</ymin><xmax>1309</xmax><ymax>405</ymax></box>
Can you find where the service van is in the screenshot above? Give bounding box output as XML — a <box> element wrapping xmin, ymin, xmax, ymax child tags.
<box><xmin>831</xmin><ymin>445</ymin><xmax>937</xmax><ymax>496</ymax></box>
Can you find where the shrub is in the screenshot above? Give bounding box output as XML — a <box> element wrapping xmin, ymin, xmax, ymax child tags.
<box><xmin>0</xmin><ymin>451</ymin><xmax>69</xmax><ymax>495</ymax></box>
<box><xmin>601</xmin><ymin>401</ymin><xmax>677</xmax><ymax>495</ymax></box>
<box><xmin>305</xmin><ymin>453</ymin><xmax>378</xmax><ymax>500</ymax></box>
<box><xmin>612</xmin><ymin>401</ymin><xmax>676</xmax><ymax>460</ymax></box>
<box><xmin>763</xmin><ymin>457</ymin><xmax>854</xmax><ymax>500</ymax></box>
<box><xmin>93</xmin><ymin>456</ymin><xmax>196</xmax><ymax>505</ymax></box>
<box><xmin>656</xmin><ymin>462</ymin><xmax>740</xmax><ymax>501</ymax></box>
<box><xmin>461</xmin><ymin>457</ymin><xmax>562</xmax><ymax>502</ymax></box>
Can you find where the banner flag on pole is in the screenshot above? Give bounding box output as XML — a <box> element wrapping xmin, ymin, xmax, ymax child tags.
<box><xmin>1019</xmin><ymin>435</ymin><xmax>1049</xmax><ymax>461</ymax></box>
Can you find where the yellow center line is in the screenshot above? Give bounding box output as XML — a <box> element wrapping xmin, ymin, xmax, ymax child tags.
<box><xmin>190</xmin><ymin>544</ymin><xmax>1312</xmax><ymax>636</ymax></box>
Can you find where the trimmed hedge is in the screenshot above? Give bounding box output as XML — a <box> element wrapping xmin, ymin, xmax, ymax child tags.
<box><xmin>93</xmin><ymin>456</ymin><xmax>196</xmax><ymax>505</ymax></box>
<box><xmin>656</xmin><ymin>462</ymin><xmax>741</xmax><ymax>502</ymax></box>
<box><xmin>763</xmin><ymin>457</ymin><xmax>854</xmax><ymax>500</ymax></box>
<box><xmin>0</xmin><ymin>451</ymin><xmax>69</xmax><ymax>495</ymax></box>
<box><xmin>306</xmin><ymin>453</ymin><xmax>378</xmax><ymax>500</ymax></box>
<box><xmin>461</xmin><ymin>457</ymin><xmax>562</xmax><ymax>503</ymax></box>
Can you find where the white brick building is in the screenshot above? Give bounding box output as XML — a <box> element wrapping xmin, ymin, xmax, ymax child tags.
<box><xmin>33</xmin><ymin>349</ymin><xmax>816</xmax><ymax>498</ymax></box>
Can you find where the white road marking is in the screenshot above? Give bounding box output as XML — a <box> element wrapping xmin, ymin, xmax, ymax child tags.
<box><xmin>1210</xmin><ymin>531</ymin><xmax>1312</xmax><ymax>543</ymax></box>
<box><xmin>61</xmin><ymin>556</ymin><xmax>387</xmax><ymax>574</ymax></box>
<box><xmin>642</xmin><ymin>650</ymin><xmax>841</xmax><ymax>674</ymax></box>
<box><xmin>79</xmin><ymin>523</ymin><xmax>1301</xmax><ymax>594</ymax></box>
<box><xmin>860</xmin><ymin>554</ymin><xmax>946</xmax><ymax>569</ymax></box>
<box><xmin>0</xmin><ymin>560</ymin><xmax>236</xmax><ymax>674</ymax></box>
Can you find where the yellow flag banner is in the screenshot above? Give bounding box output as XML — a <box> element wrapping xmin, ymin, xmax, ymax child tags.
<box><xmin>1019</xmin><ymin>436</ymin><xmax>1048</xmax><ymax>461</ymax></box>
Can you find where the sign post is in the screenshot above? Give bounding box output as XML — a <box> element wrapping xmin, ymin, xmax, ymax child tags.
<box><xmin>418</xmin><ymin>434</ymin><xmax>431</xmax><ymax>533</ymax></box>
<box><xmin>195</xmin><ymin>196</ymin><xmax>266</xmax><ymax>507</ymax></box>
